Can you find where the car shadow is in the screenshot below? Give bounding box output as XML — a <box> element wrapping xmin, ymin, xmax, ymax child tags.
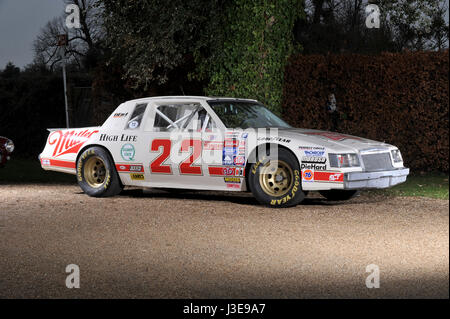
<box><xmin>116</xmin><ymin>187</ymin><xmax>374</xmax><ymax>207</ymax></box>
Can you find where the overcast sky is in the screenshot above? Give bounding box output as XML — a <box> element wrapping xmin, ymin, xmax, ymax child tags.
<box><xmin>0</xmin><ymin>0</ymin><xmax>65</xmax><ymax>69</ymax></box>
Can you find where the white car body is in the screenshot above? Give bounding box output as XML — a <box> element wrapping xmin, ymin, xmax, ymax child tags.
<box><xmin>39</xmin><ymin>96</ymin><xmax>409</xmax><ymax>192</ymax></box>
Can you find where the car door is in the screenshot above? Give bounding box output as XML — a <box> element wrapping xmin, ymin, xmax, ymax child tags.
<box><xmin>136</xmin><ymin>101</ymin><xmax>215</xmax><ymax>190</ymax></box>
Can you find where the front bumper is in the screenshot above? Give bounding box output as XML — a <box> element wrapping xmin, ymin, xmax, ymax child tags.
<box><xmin>344</xmin><ymin>168</ymin><xmax>410</xmax><ymax>189</ymax></box>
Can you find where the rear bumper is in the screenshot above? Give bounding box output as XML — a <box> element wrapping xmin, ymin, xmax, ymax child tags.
<box><xmin>344</xmin><ymin>168</ymin><xmax>410</xmax><ymax>189</ymax></box>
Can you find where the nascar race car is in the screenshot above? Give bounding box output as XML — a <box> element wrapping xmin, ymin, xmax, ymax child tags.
<box><xmin>39</xmin><ymin>96</ymin><xmax>409</xmax><ymax>207</ymax></box>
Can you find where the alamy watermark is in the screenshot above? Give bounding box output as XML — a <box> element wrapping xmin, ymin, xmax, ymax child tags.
<box><xmin>365</xmin><ymin>4</ymin><xmax>380</xmax><ymax>29</ymax></box>
<box><xmin>65</xmin><ymin>264</ymin><xmax>80</xmax><ymax>288</ymax></box>
<box><xmin>65</xmin><ymin>4</ymin><xmax>81</xmax><ymax>29</ymax></box>
<box><xmin>365</xmin><ymin>264</ymin><xmax>380</xmax><ymax>288</ymax></box>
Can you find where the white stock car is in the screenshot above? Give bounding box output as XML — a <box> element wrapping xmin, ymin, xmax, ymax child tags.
<box><xmin>39</xmin><ymin>96</ymin><xmax>409</xmax><ymax>207</ymax></box>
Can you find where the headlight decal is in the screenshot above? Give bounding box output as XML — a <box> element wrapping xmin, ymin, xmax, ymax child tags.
<box><xmin>329</xmin><ymin>153</ymin><xmax>360</xmax><ymax>168</ymax></box>
<box><xmin>391</xmin><ymin>149</ymin><xmax>403</xmax><ymax>163</ymax></box>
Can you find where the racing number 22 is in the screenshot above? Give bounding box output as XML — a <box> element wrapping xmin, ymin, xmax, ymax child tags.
<box><xmin>150</xmin><ymin>139</ymin><xmax>202</xmax><ymax>175</ymax></box>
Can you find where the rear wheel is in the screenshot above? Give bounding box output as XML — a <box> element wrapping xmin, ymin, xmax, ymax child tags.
<box><xmin>319</xmin><ymin>189</ymin><xmax>359</xmax><ymax>201</ymax></box>
<box><xmin>248</xmin><ymin>147</ymin><xmax>305</xmax><ymax>208</ymax></box>
<box><xmin>77</xmin><ymin>147</ymin><xmax>123</xmax><ymax>197</ymax></box>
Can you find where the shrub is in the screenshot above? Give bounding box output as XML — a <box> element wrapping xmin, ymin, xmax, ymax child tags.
<box><xmin>282</xmin><ymin>51</ymin><xmax>449</xmax><ymax>172</ymax></box>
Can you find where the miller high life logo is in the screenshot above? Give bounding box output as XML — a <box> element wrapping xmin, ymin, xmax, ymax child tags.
<box><xmin>49</xmin><ymin>129</ymin><xmax>99</xmax><ymax>157</ymax></box>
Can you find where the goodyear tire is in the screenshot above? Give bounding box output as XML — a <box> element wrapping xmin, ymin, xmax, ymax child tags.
<box><xmin>248</xmin><ymin>147</ymin><xmax>305</xmax><ymax>208</ymax></box>
<box><xmin>77</xmin><ymin>147</ymin><xmax>123</xmax><ymax>197</ymax></box>
<box><xmin>319</xmin><ymin>189</ymin><xmax>359</xmax><ymax>201</ymax></box>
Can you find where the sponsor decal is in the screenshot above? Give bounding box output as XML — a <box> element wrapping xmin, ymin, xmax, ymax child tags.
<box><xmin>99</xmin><ymin>134</ymin><xmax>137</xmax><ymax>142</ymax></box>
<box><xmin>116</xmin><ymin>164</ymin><xmax>144</xmax><ymax>173</ymax></box>
<box><xmin>304</xmin><ymin>150</ymin><xmax>325</xmax><ymax>157</ymax></box>
<box><xmin>304</xmin><ymin>132</ymin><xmax>361</xmax><ymax>141</ymax></box>
<box><xmin>226</xmin><ymin>183</ymin><xmax>241</xmax><ymax>189</ymax></box>
<box><xmin>222</xmin><ymin>146</ymin><xmax>237</xmax><ymax>165</ymax></box>
<box><xmin>203</xmin><ymin>141</ymin><xmax>223</xmax><ymax>150</ymax></box>
<box><xmin>48</xmin><ymin>129</ymin><xmax>98</xmax><ymax>157</ymax></box>
<box><xmin>300</xmin><ymin>163</ymin><xmax>326</xmax><ymax>171</ymax></box>
<box><xmin>257</xmin><ymin>137</ymin><xmax>291</xmax><ymax>143</ymax></box>
<box><xmin>224</xmin><ymin>139</ymin><xmax>239</xmax><ymax>148</ymax></box>
<box><xmin>208</xmin><ymin>166</ymin><xmax>245</xmax><ymax>177</ymax></box>
<box><xmin>234</xmin><ymin>156</ymin><xmax>245</xmax><ymax>166</ymax></box>
<box><xmin>314</xmin><ymin>171</ymin><xmax>344</xmax><ymax>182</ymax></box>
<box><xmin>241</xmin><ymin>133</ymin><xmax>248</xmax><ymax>139</ymax></box>
<box><xmin>223</xmin><ymin>155</ymin><xmax>233</xmax><ymax>165</ymax></box>
<box><xmin>302</xmin><ymin>169</ymin><xmax>314</xmax><ymax>181</ymax></box>
<box><xmin>128</xmin><ymin>121</ymin><xmax>139</xmax><ymax>129</ymax></box>
<box><xmin>234</xmin><ymin>167</ymin><xmax>245</xmax><ymax>177</ymax></box>
<box><xmin>302</xmin><ymin>156</ymin><xmax>326</xmax><ymax>164</ymax></box>
<box><xmin>328</xmin><ymin>173</ymin><xmax>343</xmax><ymax>181</ymax></box>
<box><xmin>130</xmin><ymin>165</ymin><xmax>143</xmax><ymax>172</ymax></box>
<box><xmin>41</xmin><ymin>159</ymin><xmax>50</xmax><ymax>165</ymax></box>
<box><xmin>113</xmin><ymin>112</ymin><xmax>128</xmax><ymax>118</ymax></box>
<box><xmin>225</xmin><ymin>131</ymin><xmax>239</xmax><ymax>137</ymax></box>
<box><xmin>224</xmin><ymin>177</ymin><xmax>241</xmax><ymax>183</ymax></box>
<box><xmin>299</xmin><ymin>146</ymin><xmax>325</xmax><ymax>150</ymax></box>
<box><xmin>130</xmin><ymin>173</ymin><xmax>144</xmax><ymax>181</ymax></box>
<box><xmin>120</xmin><ymin>144</ymin><xmax>135</xmax><ymax>161</ymax></box>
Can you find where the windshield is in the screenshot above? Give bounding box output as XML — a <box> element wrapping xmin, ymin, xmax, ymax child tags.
<box><xmin>207</xmin><ymin>101</ymin><xmax>292</xmax><ymax>129</ymax></box>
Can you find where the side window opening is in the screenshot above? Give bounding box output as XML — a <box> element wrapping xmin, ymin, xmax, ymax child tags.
<box><xmin>126</xmin><ymin>103</ymin><xmax>147</xmax><ymax>130</ymax></box>
<box><xmin>153</xmin><ymin>103</ymin><xmax>216</xmax><ymax>132</ymax></box>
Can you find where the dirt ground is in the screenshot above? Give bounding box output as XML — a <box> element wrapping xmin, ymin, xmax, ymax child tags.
<box><xmin>0</xmin><ymin>184</ymin><xmax>448</xmax><ymax>298</ymax></box>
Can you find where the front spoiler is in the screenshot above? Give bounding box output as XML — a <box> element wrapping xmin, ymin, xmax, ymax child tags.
<box><xmin>344</xmin><ymin>168</ymin><xmax>410</xmax><ymax>189</ymax></box>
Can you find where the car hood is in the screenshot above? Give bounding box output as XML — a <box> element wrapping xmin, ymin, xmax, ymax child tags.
<box><xmin>276</xmin><ymin>128</ymin><xmax>393</xmax><ymax>152</ymax></box>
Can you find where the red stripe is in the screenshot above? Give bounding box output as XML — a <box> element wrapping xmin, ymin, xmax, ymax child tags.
<box><xmin>314</xmin><ymin>171</ymin><xmax>344</xmax><ymax>182</ymax></box>
<box><xmin>41</xmin><ymin>158</ymin><xmax>75</xmax><ymax>169</ymax></box>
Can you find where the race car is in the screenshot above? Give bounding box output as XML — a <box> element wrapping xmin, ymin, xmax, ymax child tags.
<box><xmin>39</xmin><ymin>96</ymin><xmax>409</xmax><ymax>207</ymax></box>
<box><xmin>0</xmin><ymin>136</ymin><xmax>14</xmax><ymax>168</ymax></box>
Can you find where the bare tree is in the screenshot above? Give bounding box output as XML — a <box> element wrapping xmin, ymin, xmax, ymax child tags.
<box><xmin>33</xmin><ymin>0</ymin><xmax>103</xmax><ymax>70</ymax></box>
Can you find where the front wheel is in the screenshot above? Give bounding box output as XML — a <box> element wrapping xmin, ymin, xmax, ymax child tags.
<box><xmin>76</xmin><ymin>147</ymin><xmax>123</xmax><ymax>197</ymax></box>
<box><xmin>248</xmin><ymin>148</ymin><xmax>305</xmax><ymax>208</ymax></box>
<box><xmin>319</xmin><ymin>189</ymin><xmax>359</xmax><ymax>201</ymax></box>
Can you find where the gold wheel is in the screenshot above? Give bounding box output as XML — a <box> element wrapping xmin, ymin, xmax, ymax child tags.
<box><xmin>259</xmin><ymin>160</ymin><xmax>294</xmax><ymax>197</ymax></box>
<box><xmin>83</xmin><ymin>156</ymin><xmax>107</xmax><ymax>188</ymax></box>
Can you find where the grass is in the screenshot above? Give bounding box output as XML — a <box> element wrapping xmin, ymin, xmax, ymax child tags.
<box><xmin>0</xmin><ymin>157</ymin><xmax>76</xmax><ymax>184</ymax></box>
<box><xmin>0</xmin><ymin>158</ymin><xmax>448</xmax><ymax>199</ymax></box>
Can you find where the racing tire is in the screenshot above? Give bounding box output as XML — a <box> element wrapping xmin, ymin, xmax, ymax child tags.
<box><xmin>248</xmin><ymin>147</ymin><xmax>305</xmax><ymax>208</ymax></box>
<box><xmin>319</xmin><ymin>189</ymin><xmax>359</xmax><ymax>201</ymax></box>
<box><xmin>76</xmin><ymin>147</ymin><xmax>123</xmax><ymax>197</ymax></box>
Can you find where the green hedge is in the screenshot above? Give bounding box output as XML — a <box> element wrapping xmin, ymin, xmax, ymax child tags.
<box><xmin>282</xmin><ymin>51</ymin><xmax>449</xmax><ymax>172</ymax></box>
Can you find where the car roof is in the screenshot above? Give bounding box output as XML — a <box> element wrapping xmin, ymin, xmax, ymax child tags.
<box><xmin>126</xmin><ymin>96</ymin><xmax>259</xmax><ymax>104</ymax></box>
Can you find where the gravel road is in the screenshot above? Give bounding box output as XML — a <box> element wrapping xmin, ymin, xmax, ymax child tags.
<box><xmin>0</xmin><ymin>184</ymin><xmax>448</xmax><ymax>298</ymax></box>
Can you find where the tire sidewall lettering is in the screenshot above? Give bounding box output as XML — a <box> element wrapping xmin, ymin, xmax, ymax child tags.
<box><xmin>269</xmin><ymin>169</ymin><xmax>300</xmax><ymax>206</ymax></box>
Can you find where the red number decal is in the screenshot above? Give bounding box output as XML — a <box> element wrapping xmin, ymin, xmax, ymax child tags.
<box><xmin>179</xmin><ymin>139</ymin><xmax>202</xmax><ymax>175</ymax></box>
<box><xmin>150</xmin><ymin>139</ymin><xmax>172</xmax><ymax>174</ymax></box>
